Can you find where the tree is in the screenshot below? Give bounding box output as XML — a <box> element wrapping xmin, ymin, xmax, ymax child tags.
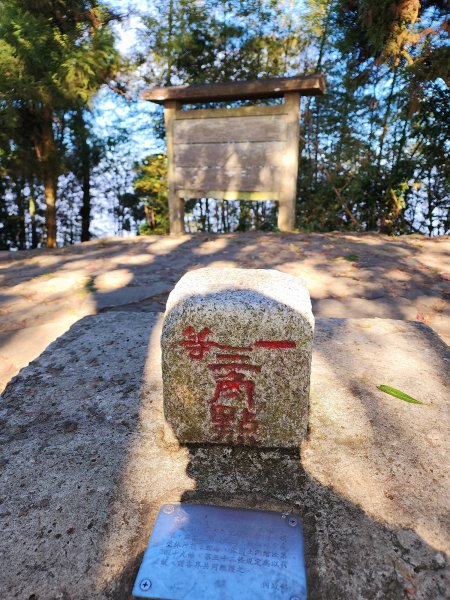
<box><xmin>1</xmin><ymin>1</ymin><xmax>447</xmax><ymax>243</ymax></box>
<box><xmin>67</xmin><ymin>108</ymin><xmax>103</xmax><ymax>241</ymax></box>
<box><xmin>0</xmin><ymin>0</ymin><xmax>120</xmax><ymax>247</ymax></box>
<box><xmin>133</xmin><ymin>154</ymin><xmax>169</xmax><ymax>235</ymax></box>
<box><xmin>137</xmin><ymin>0</ymin><xmax>304</xmax><ymax>232</ymax></box>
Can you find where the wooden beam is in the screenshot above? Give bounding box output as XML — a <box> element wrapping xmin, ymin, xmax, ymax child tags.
<box><xmin>178</xmin><ymin>190</ymin><xmax>279</xmax><ymax>201</ymax></box>
<box><xmin>174</xmin><ymin>141</ymin><xmax>287</xmax><ymax>169</ymax></box>
<box><xmin>174</xmin><ymin>165</ymin><xmax>280</xmax><ymax>192</ymax></box>
<box><xmin>142</xmin><ymin>74</ymin><xmax>325</xmax><ymax>105</ymax></box>
<box><xmin>173</xmin><ymin>115</ymin><xmax>286</xmax><ymax>145</ymax></box>
<box><xmin>174</xmin><ymin>104</ymin><xmax>287</xmax><ymax>120</ymax></box>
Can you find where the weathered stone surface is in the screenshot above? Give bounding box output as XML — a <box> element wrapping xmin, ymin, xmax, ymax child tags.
<box><xmin>161</xmin><ymin>268</ymin><xmax>314</xmax><ymax>447</ymax></box>
<box><xmin>1</xmin><ymin>232</ymin><xmax>448</xmax><ymax>395</ymax></box>
<box><xmin>0</xmin><ymin>313</ymin><xmax>448</xmax><ymax>599</ymax></box>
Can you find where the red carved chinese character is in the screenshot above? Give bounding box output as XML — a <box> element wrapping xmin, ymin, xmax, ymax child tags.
<box><xmin>177</xmin><ymin>327</ymin><xmax>297</xmax><ymax>442</ymax></box>
<box><xmin>179</xmin><ymin>327</ymin><xmax>254</xmax><ymax>360</ymax></box>
<box><xmin>210</xmin><ymin>404</ymin><xmax>237</xmax><ymax>434</ymax></box>
<box><xmin>253</xmin><ymin>340</ymin><xmax>296</xmax><ymax>349</ymax></box>
<box><xmin>179</xmin><ymin>326</ymin><xmax>213</xmax><ymax>360</ymax></box>
<box><xmin>210</xmin><ymin>370</ymin><xmax>255</xmax><ymax>409</ymax></box>
<box><xmin>207</xmin><ymin>362</ymin><xmax>261</xmax><ymax>372</ymax></box>
<box><xmin>238</xmin><ymin>407</ymin><xmax>259</xmax><ymax>435</ymax></box>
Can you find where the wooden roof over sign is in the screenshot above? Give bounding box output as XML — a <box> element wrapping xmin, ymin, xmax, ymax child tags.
<box><xmin>142</xmin><ymin>74</ymin><xmax>325</xmax><ymax>104</ymax></box>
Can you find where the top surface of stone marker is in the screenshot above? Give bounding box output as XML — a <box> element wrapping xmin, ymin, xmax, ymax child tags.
<box><xmin>162</xmin><ymin>268</ymin><xmax>314</xmax><ymax>447</ymax></box>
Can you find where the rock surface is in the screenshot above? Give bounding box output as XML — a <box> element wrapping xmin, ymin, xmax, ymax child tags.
<box><xmin>162</xmin><ymin>268</ymin><xmax>314</xmax><ymax>447</ymax></box>
<box><xmin>0</xmin><ymin>232</ymin><xmax>448</xmax><ymax>394</ymax></box>
<box><xmin>0</xmin><ymin>312</ymin><xmax>448</xmax><ymax>599</ymax></box>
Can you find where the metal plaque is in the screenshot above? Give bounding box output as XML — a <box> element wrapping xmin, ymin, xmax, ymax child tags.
<box><xmin>132</xmin><ymin>503</ymin><xmax>307</xmax><ymax>600</ymax></box>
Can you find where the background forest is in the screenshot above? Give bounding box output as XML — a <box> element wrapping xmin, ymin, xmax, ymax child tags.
<box><xmin>0</xmin><ymin>0</ymin><xmax>448</xmax><ymax>249</ymax></box>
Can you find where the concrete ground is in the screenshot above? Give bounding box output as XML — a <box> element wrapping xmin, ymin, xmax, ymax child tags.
<box><xmin>0</xmin><ymin>313</ymin><xmax>448</xmax><ymax>599</ymax></box>
<box><xmin>0</xmin><ymin>232</ymin><xmax>449</xmax><ymax>599</ymax></box>
<box><xmin>0</xmin><ymin>232</ymin><xmax>449</xmax><ymax>393</ymax></box>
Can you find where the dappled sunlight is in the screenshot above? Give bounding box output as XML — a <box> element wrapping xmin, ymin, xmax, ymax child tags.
<box><xmin>57</xmin><ymin>257</ymin><xmax>110</xmax><ymax>271</ymax></box>
<box><xmin>0</xmin><ymin>276</ymin><xmax>96</xmax><ymax>338</ymax></box>
<box><xmin>276</xmin><ymin>261</ymin><xmax>386</xmax><ymax>301</ymax></box>
<box><xmin>0</xmin><ymin>232</ymin><xmax>448</xmax><ymax>395</ymax></box>
<box><xmin>31</xmin><ymin>271</ymin><xmax>87</xmax><ymax>293</ymax></box>
<box><xmin>0</xmin><ymin>309</ymin><xmax>90</xmax><ymax>392</ymax></box>
<box><xmin>95</xmin><ymin>269</ymin><xmax>134</xmax><ymax>292</ymax></box>
<box><xmin>0</xmin><ymin>235</ymin><xmax>199</xmax><ymax>392</ymax></box>
<box><xmin>303</xmin><ymin>319</ymin><xmax>449</xmax><ymax>552</ymax></box>
<box><xmin>192</xmin><ymin>236</ymin><xmax>229</xmax><ymax>255</ymax></box>
<box><xmin>145</xmin><ymin>235</ymin><xmax>191</xmax><ymax>255</ymax></box>
<box><xmin>416</xmin><ymin>251</ymin><xmax>450</xmax><ymax>273</ymax></box>
<box><xmin>199</xmin><ymin>259</ymin><xmax>239</xmax><ymax>269</ymax></box>
<box><xmin>1</xmin><ymin>237</ymin><xmax>448</xmax><ymax>598</ymax></box>
<box><xmin>0</xmin><ymin>253</ymin><xmax>62</xmax><ymax>271</ymax></box>
<box><xmin>124</xmin><ymin>253</ymin><xmax>156</xmax><ymax>265</ymax></box>
<box><xmin>312</xmin><ymin>296</ymin><xmax>417</xmax><ymax>320</ymax></box>
<box><xmin>0</xmin><ymin>271</ymin><xmax>91</xmax><ymax>309</ymax></box>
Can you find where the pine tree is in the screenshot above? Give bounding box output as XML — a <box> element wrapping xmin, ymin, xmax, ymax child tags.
<box><xmin>0</xmin><ymin>0</ymin><xmax>120</xmax><ymax>247</ymax></box>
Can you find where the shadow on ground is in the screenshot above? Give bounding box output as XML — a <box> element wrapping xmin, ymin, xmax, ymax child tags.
<box><xmin>0</xmin><ymin>232</ymin><xmax>449</xmax><ymax>391</ymax></box>
<box><xmin>0</xmin><ymin>291</ymin><xmax>448</xmax><ymax>599</ymax></box>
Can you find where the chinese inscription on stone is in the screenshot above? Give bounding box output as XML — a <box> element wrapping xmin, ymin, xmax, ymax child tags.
<box><xmin>179</xmin><ymin>326</ymin><xmax>297</xmax><ymax>444</ymax></box>
<box><xmin>161</xmin><ymin>267</ymin><xmax>314</xmax><ymax>447</ymax></box>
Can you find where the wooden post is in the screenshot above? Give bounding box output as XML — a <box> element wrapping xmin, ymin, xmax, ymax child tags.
<box><xmin>164</xmin><ymin>100</ymin><xmax>185</xmax><ymax>234</ymax></box>
<box><xmin>278</xmin><ymin>92</ymin><xmax>300</xmax><ymax>232</ymax></box>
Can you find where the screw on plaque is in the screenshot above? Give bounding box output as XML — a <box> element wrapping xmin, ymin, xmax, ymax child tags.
<box><xmin>290</xmin><ymin>596</ymin><xmax>302</xmax><ymax>600</ymax></box>
<box><xmin>162</xmin><ymin>504</ymin><xmax>175</xmax><ymax>514</ymax></box>
<box><xmin>140</xmin><ymin>579</ymin><xmax>152</xmax><ymax>591</ymax></box>
<box><xmin>288</xmin><ymin>517</ymin><xmax>297</xmax><ymax>527</ymax></box>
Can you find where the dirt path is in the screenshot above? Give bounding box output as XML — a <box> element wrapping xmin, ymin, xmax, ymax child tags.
<box><xmin>0</xmin><ymin>231</ymin><xmax>448</xmax><ymax>393</ymax></box>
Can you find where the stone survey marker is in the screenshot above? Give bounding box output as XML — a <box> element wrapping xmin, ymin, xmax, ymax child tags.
<box><xmin>161</xmin><ymin>268</ymin><xmax>314</xmax><ymax>447</ymax></box>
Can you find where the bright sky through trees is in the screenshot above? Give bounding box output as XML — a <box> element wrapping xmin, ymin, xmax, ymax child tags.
<box><xmin>0</xmin><ymin>1</ymin><xmax>448</xmax><ymax>248</ymax></box>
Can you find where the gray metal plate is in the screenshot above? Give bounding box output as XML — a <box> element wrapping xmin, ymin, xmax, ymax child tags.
<box><xmin>132</xmin><ymin>503</ymin><xmax>306</xmax><ymax>600</ymax></box>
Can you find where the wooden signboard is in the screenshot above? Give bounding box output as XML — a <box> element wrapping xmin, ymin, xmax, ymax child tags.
<box><xmin>142</xmin><ymin>74</ymin><xmax>325</xmax><ymax>234</ymax></box>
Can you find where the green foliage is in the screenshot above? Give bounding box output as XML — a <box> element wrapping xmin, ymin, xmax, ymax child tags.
<box><xmin>0</xmin><ymin>1</ymin><xmax>119</xmax><ymax>106</ymax></box>
<box><xmin>336</xmin><ymin>0</ymin><xmax>449</xmax><ymax>74</ymax></box>
<box><xmin>133</xmin><ymin>154</ymin><xmax>170</xmax><ymax>235</ymax></box>
<box><xmin>137</xmin><ymin>0</ymin><xmax>448</xmax><ymax>236</ymax></box>
<box><xmin>377</xmin><ymin>385</ymin><xmax>428</xmax><ymax>405</ymax></box>
<box><xmin>140</xmin><ymin>0</ymin><xmax>300</xmax><ymax>87</ymax></box>
<box><xmin>0</xmin><ymin>0</ymin><xmax>448</xmax><ymax>244</ymax></box>
<box><xmin>296</xmin><ymin>0</ymin><xmax>449</xmax><ymax>235</ymax></box>
<box><xmin>0</xmin><ymin>0</ymin><xmax>121</xmax><ymax>247</ymax></box>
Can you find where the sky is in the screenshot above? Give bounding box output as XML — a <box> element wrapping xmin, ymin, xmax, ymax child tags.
<box><xmin>88</xmin><ymin>1</ymin><xmax>162</xmax><ymax>237</ymax></box>
<box><xmin>93</xmin><ymin>1</ymin><xmax>159</xmax><ymax>159</ymax></box>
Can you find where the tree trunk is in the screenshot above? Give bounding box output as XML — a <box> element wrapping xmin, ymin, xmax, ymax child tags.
<box><xmin>28</xmin><ymin>180</ymin><xmax>39</xmax><ymax>248</ymax></box>
<box><xmin>29</xmin><ymin>200</ymin><xmax>38</xmax><ymax>249</ymax></box>
<box><xmin>34</xmin><ymin>107</ymin><xmax>58</xmax><ymax>248</ymax></box>
<box><xmin>205</xmin><ymin>198</ymin><xmax>211</xmax><ymax>232</ymax></box>
<box><xmin>72</xmin><ymin>109</ymin><xmax>92</xmax><ymax>242</ymax></box>
<box><xmin>313</xmin><ymin>0</ymin><xmax>333</xmax><ymax>185</ymax></box>
<box><xmin>15</xmin><ymin>180</ymin><xmax>26</xmax><ymax>250</ymax></box>
<box><xmin>376</xmin><ymin>66</ymin><xmax>399</xmax><ymax>171</ymax></box>
<box><xmin>80</xmin><ymin>150</ymin><xmax>91</xmax><ymax>242</ymax></box>
<box><xmin>166</xmin><ymin>0</ymin><xmax>174</xmax><ymax>85</ymax></box>
<box><xmin>44</xmin><ymin>173</ymin><xmax>57</xmax><ymax>248</ymax></box>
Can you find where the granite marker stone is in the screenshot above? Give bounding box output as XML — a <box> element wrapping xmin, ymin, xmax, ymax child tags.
<box><xmin>161</xmin><ymin>268</ymin><xmax>314</xmax><ymax>447</ymax></box>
